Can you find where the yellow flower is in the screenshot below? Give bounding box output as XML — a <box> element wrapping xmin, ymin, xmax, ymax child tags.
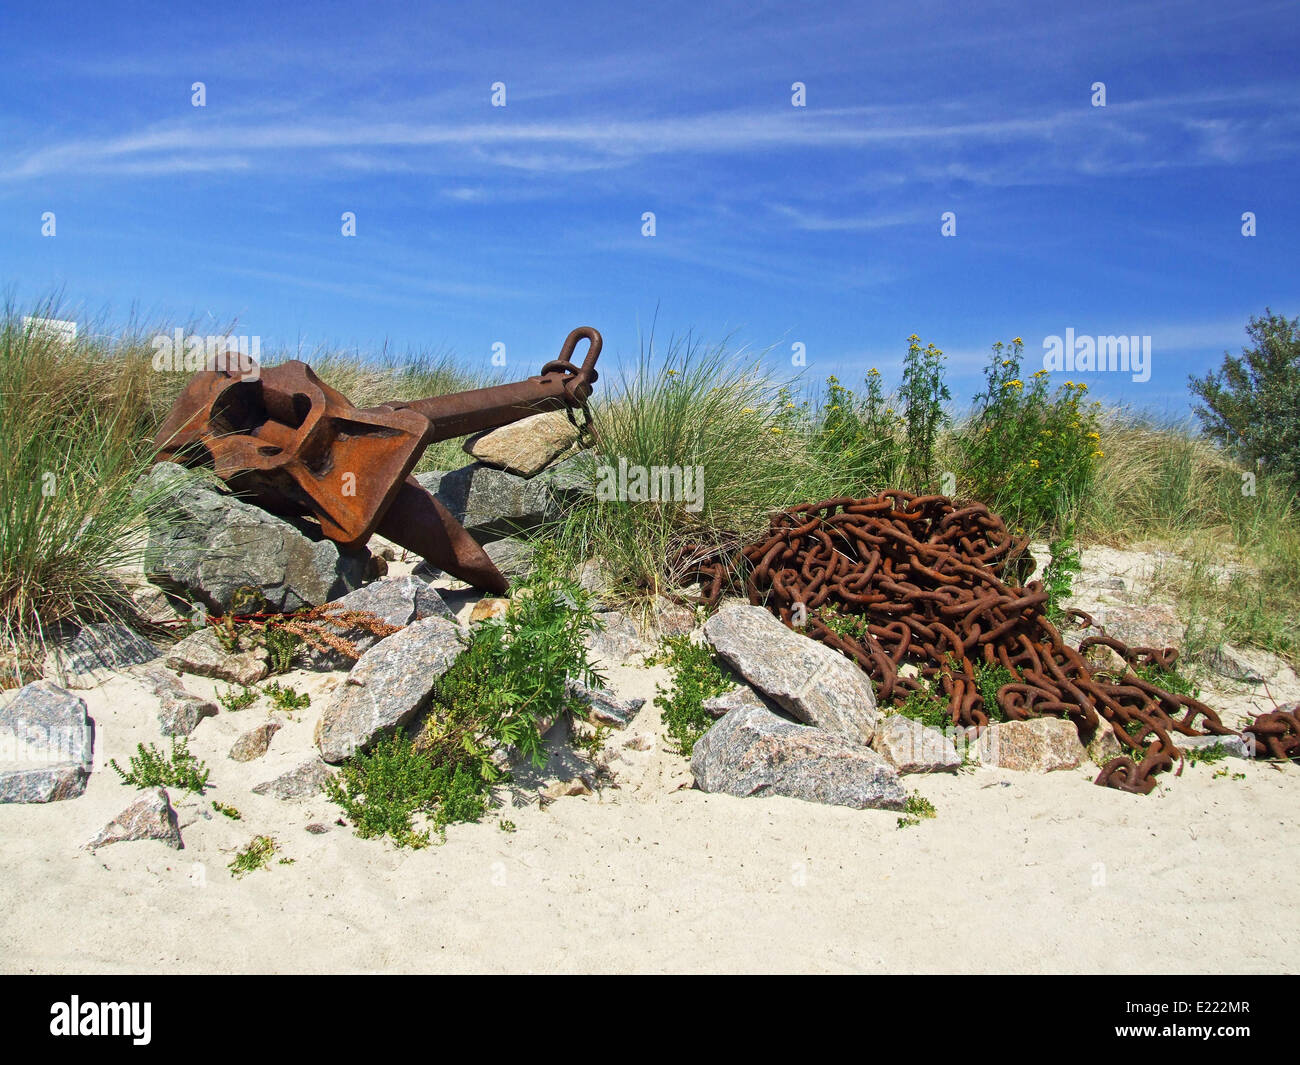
<box><xmin>1033</xmin><ymin>369</ymin><xmax>1048</xmax><ymax>378</ymax></box>
<box><xmin>666</xmin><ymin>369</ymin><xmax>678</xmax><ymax>377</ymax></box>
<box><xmin>1093</xmin><ymin>450</ymin><xmax>1104</xmax><ymax>458</ymax></box>
<box><xmin>770</xmin><ymin>427</ymin><xmax>783</xmax><ymax>434</ymax></box>
<box><xmin>742</xmin><ymin>408</ymin><xmax>755</xmax><ymax>414</ymax></box>
<box><xmin>908</xmin><ymin>333</ymin><xmax>920</xmax><ymax>341</ymax></box>
<box><xmin>1001</xmin><ymin>360</ymin><xmax>1013</xmax><ymax>367</ymax></box>
<box><xmin>1086</xmin><ymin>431</ymin><xmax>1100</xmax><ymax>440</ymax></box>
<box><xmin>1013</xmin><ymin>337</ymin><xmax>1023</xmax><ymax>345</ymax></box>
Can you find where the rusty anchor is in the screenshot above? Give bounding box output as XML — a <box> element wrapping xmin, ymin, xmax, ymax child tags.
<box><xmin>153</xmin><ymin>326</ymin><xmax>602</xmax><ymax>596</ymax></box>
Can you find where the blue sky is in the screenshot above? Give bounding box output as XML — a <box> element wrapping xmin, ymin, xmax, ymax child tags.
<box><xmin>1</xmin><ymin>0</ymin><xmax>1296</xmax><ymax>415</ymax></box>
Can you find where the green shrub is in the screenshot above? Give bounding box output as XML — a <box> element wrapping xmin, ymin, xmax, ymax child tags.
<box><xmin>264</xmin><ymin>681</ymin><xmax>310</xmax><ymax>712</ymax></box>
<box><xmin>650</xmin><ymin>635</ymin><xmax>735</xmax><ymax>756</ymax></box>
<box><xmin>1190</xmin><ymin>310</ymin><xmax>1300</xmax><ymax>488</ymax></box>
<box><xmin>108</xmin><ymin>738</ymin><xmax>210</xmax><ymax>794</ymax></box>
<box><xmin>229</xmin><ymin>835</ymin><xmax>278</xmax><ymax>878</ymax></box>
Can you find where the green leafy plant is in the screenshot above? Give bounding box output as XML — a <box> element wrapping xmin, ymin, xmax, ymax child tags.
<box><xmin>325</xmin><ymin>733</ymin><xmax>488</xmax><ymax>849</ymax></box>
<box><xmin>1042</xmin><ymin>527</ymin><xmax>1082</xmax><ymax>624</ymax></box>
<box><xmin>973</xmin><ymin>662</ymin><xmax>1013</xmax><ymax>723</ymax></box>
<box><xmin>264</xmin><ymin>681</ymin><xmax>310</xmax><ymax>712</ymax></box>
<box><xmin>108</xmin><ymin>738</ymin><xmax>210</xmax><ymax>794</ymax></box>
<box><xmin>217</xmin><ymin>685</ymin><xmax>257</xmax><ymax>712</ymax></box>
<box><xmin>229</xmin><ymin>835</ymin><xmax>277</xmax><ymax>878</ymax></box>
<box><xmin>1186</xmin><ymin>740</ymin><xmax>1229</xmax><ymax>766</ymax></box>
<box><xmin>650</xmin><ymin>634</ymin><xmax>735</xmax><ymax>756</ymax></box>
<box><xmin>895</xmin><ymin>679</ymin><xmax>952</xmax><ymax>731</ymax></box>
<box><xmin>264</xmin><ymin>625</ymin><xmax>300</xmax><ymax>674</ymax></box>
<box><xmin>904</xmin><ymin>792</ymin><xmax>937</xmax><ymax>818</ymax></box>
<box><xmin>211</xmin><ymin>800</ymin><xmax>242</xmax><ymax>820</ymax></box>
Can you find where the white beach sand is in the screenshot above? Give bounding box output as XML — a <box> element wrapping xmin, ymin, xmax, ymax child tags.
<box><xmin>2</xmin><ymin>546</ymin><xmax>1297</xmax><ymax>974</ymax></box>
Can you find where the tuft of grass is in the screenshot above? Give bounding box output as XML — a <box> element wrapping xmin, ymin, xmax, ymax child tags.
<box><xmin>217</xmin><ymin>685</ymin><xmax>257</xmax><ymax>712</ymax></box>
<box><xmin>229</xmin><ymin>835</ymin><xmax>278</xmax><ymax>878</ymax></box>
<box><xmin>108</xmin><ymin>738</ymin><xmax>210</xmax><ymax>794</ymax></box>
<box><xmin>264</xmin><ymin>681</ymin><xmax>310</xmax><ymax>712</ymax></box>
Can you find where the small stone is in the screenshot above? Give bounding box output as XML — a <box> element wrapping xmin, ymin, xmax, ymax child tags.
<box><xmin>873</xmin><ymin>714</ymin><xmax>962</xmax><ymax>773</ymax></box>
<box><xmin>1194</xmin><ymin>644</ymin><xmax>1268</xmax><ymax>685</ymax></box>
<box><xmin>49</xmin><ymin>622</ymin><xmax>161</xmax><ymax>689</ymax></box>
<box><xmin>470</xmin><ymin>598</ymin><xmax>510</xmax><ymax>624</ymax></box>
<box><xmin>138</xmin><ymin>666</ymin><xmax>218</xmax><ymax>737</ymax></box>
<box><xmin>979</xmin><ymin>718</ymin><xmax>1087</xmax><ymax>772</ymax></box>
<box><xmin>623</xmin><ymin>734</ymin><xmax>653</xmax><ymax>751</ymax></box>
<box><xmin>84</xmin><ymin>788</ymin><xmax>182</xmax><ymax>850</ymax></box>
<box><xmin>0</xmin><ymin>681</ymin><xmax>94</xmax><ymax>804</ymax></box>
<box><xmin>654</xmin><ymin>595</ymin><xmax>696</xmax><ymax>636</ymax></box>
<box><xmin>252</xmin><ymin>759</ymin><xmax>335</xmax><ymax>801</ymax></box>
<box><xmin>305</xmin><ymin>822</ymin><xmax>330</xmax><ymax>834</ymax></box>
<box><xmin>1086</xmin><ymin>721</ymin><xmax>1125</xmax><ymax>766</ymax></box>
<box><xmin>464</xmin><ymin>410</ymin><xmax>582</xmax><ymax>478</ymax></box>
<box><xmin>691</xmin><ymin>705</ymin><xmax>905</xmax><ymax>810</ymax></box>
<box><xmin>541</xmin><ymin>777</ymin><xmax>592</xmax><ymax>801</ymax></box>
<box><xmin>701</xmin><ymin>685</ymin><xmax>768</xmax><ymax>719</ymax></box>
<box><xmin>565</xmin><ymin>678</ymin><xmax>644</xmax><ymax>729</ymax></box>
<box><xmin>1177</xmin><ymin>734</ymin><xmax>1253</xmax><ymax>760</ymax></box>
<box><xmin>585</xmin><ymin>611</ymin><xmax>649</xmax><ymax>665</ymax></box>
<box><xmin>228</xmin><ymin>721</ymin><xmax>282</xmax><ymax>762</ymax></box>
<box><xmin>165</xmin><ymin>627</ymin><xmax>269</xmax><ymax>686</ymax></box>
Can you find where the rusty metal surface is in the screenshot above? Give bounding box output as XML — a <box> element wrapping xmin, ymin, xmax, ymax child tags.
<box><xmin>153</xmin><ymin>327</ymin><xmax>601</xmax><ymax>592</ymax></box>
<box><xmin>676</xmin><ymin>491</ymin><xmax>1257</xmax><ymax>795</ymax></box>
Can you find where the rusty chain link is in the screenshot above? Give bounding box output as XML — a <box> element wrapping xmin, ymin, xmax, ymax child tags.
<box><xmin>673</xmin><ymin>491</ymin><xmax>1292</xmax><ymax>794</ymax></box>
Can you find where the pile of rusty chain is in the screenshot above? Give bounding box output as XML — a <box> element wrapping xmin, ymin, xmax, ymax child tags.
<box><xmin>674</xmin><ymin>491</ymin><xmax>1280</xmax><ymax>795</ymax></box>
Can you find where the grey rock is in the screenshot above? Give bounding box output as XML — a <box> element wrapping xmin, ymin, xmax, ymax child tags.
<box><xmin>85</xmin><ymin>788</ymin><xmax>182</xmax><ymax>850</ymax></box>
<box><xmin>1194</xmin><ymin>644</ymin><xmax>1267</xmax><ymax>685</ymax></box>
<box><xmin>415</xmin><ymin>453</ymin><xmax>594</xmax><ymax>545</ymax></box>
<box><xmin>701</xmin><ymin>684</ymin><xmax>768</xmax><ymax>719</ymax></box>
<box><xmin>585</xmin><ymin>611</ymin><xmax>650</xmax><ymax>665</ymax></box>
<box><xmin>138</xmin><ymin>666</ymin><xmax>219</xmax><ymax>737</ymax></box>
<box><xmin>140</xmin><ymin>462</ymin><xmax>369</xmax><ymax>614</ymax></box>
<box><xmin>565</xmin><ymin>678</ymin><xmax>645</xmax><ymax>729</ymax></box>
<box><xmin>315</xmin><ymin>616</ymin><xmax>464</xmax><ymax>762</ymax></box>
<box><xmin>873</xmin><ymin>714</ymin><xmax>962</xmax><ymax>773</ymax></box>
<box><xmin>654</xmin><ymin>595</ymin><xmax>696</xmax><ymax>636</ymax></box>
<box><xmin>299</xmin><ymin>575</ymin><xmax>455</xmax><ymax>670</ymax></box>
<box><xmin>165</xmin><ymin>627</ymin><xmax>269</xmax><ymax>686</ymax></box>
<box><xmin>576</xmin><ymin>558</ymin><xmax>612</xmax><ymax>604</ymax></box>
<box><xmin>484</xmin><ymin>538</ymin><xmax>536</xmax><ymax>581</ymax></box>
<box><xmin>229</xmin><ymin>721</ymin><xmax>282</xmax><ymax>762</ymax></box>
<box><xmin>1177</xmin><ymin>734</ymin><xmax>1254</xmax><ymax>760</ymax></box>
<box><xmin>252</xmin><ymin>758</ymin><xmax>335</xmax><ymax>801</ymax></box>
<box><xmin>0</xmin><ymin>682</ymin><xmax>93</xmax><ymax>803</ymax></box>
<box><xmin>1089</xmin><ymin>602</ymin><xmax>1183</xmax><ymax>654</ymax></box>
<box><xmin>978</xmin><ymin>718</ymin><xmax>1087</xmax><ymax>772</ymax></box>
<box><xmin>48</xmin><ymin>622</ymin><xmax>160</xmax><ymax>689</ymax></box>
<box><xmin>691</xmin><ymin>706</ymin><xmax>906</xmax><ymax>810</ymax></box>
<box><xmin>703</xmin><ymin>605</ymin><xmax>878</xmax><ymax>746</ymax></box>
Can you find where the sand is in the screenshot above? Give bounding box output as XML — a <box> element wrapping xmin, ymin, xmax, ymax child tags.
<box><xmin>1</xmin><ymin>545</ymin><xmax>1297</xmax><ymax>974</ymax></box>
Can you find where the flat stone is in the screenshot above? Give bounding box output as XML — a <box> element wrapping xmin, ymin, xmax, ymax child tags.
<box><xmin>48</xmin><ymin>622</ymin><xmax>160</xmax><ymax>689</ymax></box>
<box><xmin>138</xmin><ymin>666</ymin><xmax>218</xmax><ymax>737</ymax></box>
<box><xmin>0</xmin><ymin>682</ymin><xmax>93</xmax><ymax>803</ymax></box>
<box><xmin>540</xmin><ymin>777</ymin><xmax>593</xmax><ymax>801</ymax></box>
<box><xmin>1089</xmin><ymin>602</ymin><xmax>1183</xmax><ymax>653</ymax></box>
<box><xmin>299</xmin><ymin>575</ymin><xmax>454</xmax><ymax>670</ymax></box>
<box><xmin>873</xmin><ymin>714</ymin><xmax>962</xmax><ymax>773</ymax></box>
<box><xmin>691</xmin><ymin>705</ymin><xmax>905</xmax><ymax>810</ymax></box>
<box><xmin>565</xmin><ymin>678</ymin><xmax>644</xmax><ymax>729</ymax></box>
<box><xmin>470</xmin><ymin>598</ymin><xmax>510</xmax><ymax>624</ymax></box>
<box><xmin>484</xmin><ymin>538</ymin><xmax>536</xmax><ymax>581</ymax></box>
<box><xmin>165</xmin><ymin>627</ymin><xmax>269</xmax><ymax>686</ymax></box>
<box><xmin>701</xmin><ymin>684</ymin><xmax>767</xmax><ymax>719</ymax></box>
<box><xmin>140</xmin><ymin>462</ymin><xmax>369</xmax><ymax>614</ymax></box>
<box><xmin>229</xmin><ymin>721</ymin><xmax>282</xmax><ymax>762</ymax></box>
<box><xmin>1194</xmin><ymin>644</ymin><xmax>1268</xmax><ymax>685</ymax></box>
<box><xmin>703</xmin><ymin>605</ymin><xmax>878</xmax><ymax>746</ymax></box>
<box><xmin>315</xmin><ymin>616</ymin><xmax>464</xmax><ymax>763</ymax></box>
<box><xmin>1177</xmin><ymin>734</ymin><xmax>1253</xmax><ymax>760</ymax></box>
<box><xmin>654</xmin><ymin>595</ymin><xmax>696</xmax><ymax>636</ymax></box>
<box><xmin>979</xmin><ymin>718</ymin><xmax>1087</xmax><ymax>772</ymax></box>
<box><xmin>464</xmin><ymin>410</ymin><xmax>581</xmax><ymax>477</ymax></box>
<box><xmin>585</xmin><ymin>611</ymin><xmax>649</xmax><ymax>665</ymax></box>
<box><xmin>85</xmin><ymin>788</ymin><xmax>182</xmax><ymax>850</ymax></box>
<box><xmin>252</xmin><ymin>758</ymin><xmax>335</xmax><ymax>801</ymax></box>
